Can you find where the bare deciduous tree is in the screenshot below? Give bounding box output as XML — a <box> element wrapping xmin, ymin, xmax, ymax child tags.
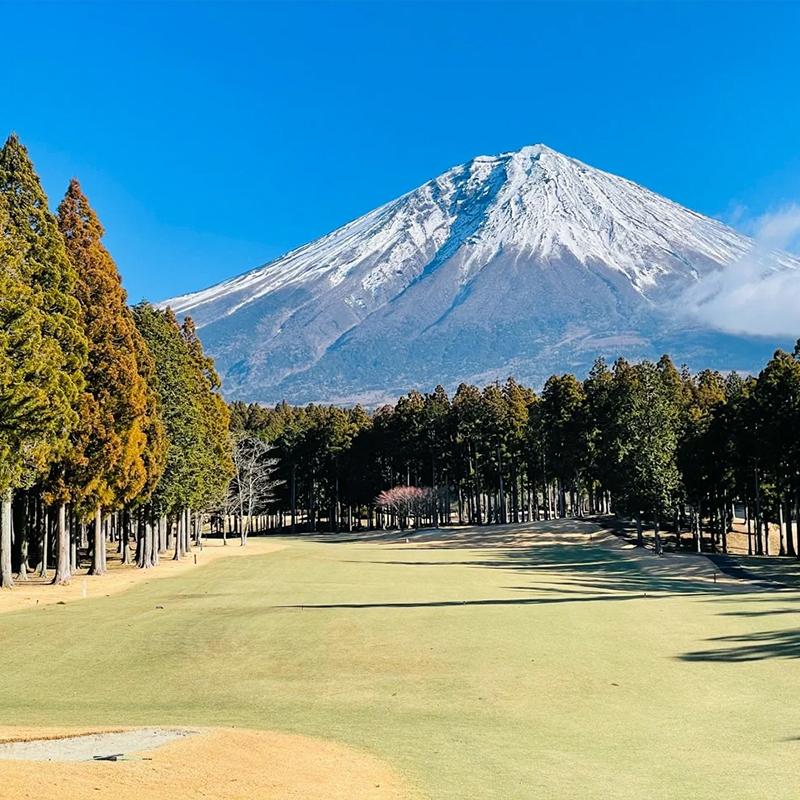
<box><xmin>228</xmin><ymin>436</ymin><xmax>279</xmax><ymax>545</ymax></box>
<box><xmin>375</xmin><ymin>486</ymin><xmax>435</xmax><ymax>531</ymax></box>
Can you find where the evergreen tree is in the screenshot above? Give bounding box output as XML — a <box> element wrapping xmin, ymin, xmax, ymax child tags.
<box><xmin>678</xmin><ymin>369</ymin><xmax>727</xmax><ymax>551</ymax></box>
<box><xmin>502</xmin><ymin>378</ymin><xmax>533</xmax><ymax>523</ymax></box>
<box><xmin>617</xmin><ymin>361</ymin><xmax>681</xmax><ymax>549</ymax></box>
<box><xmin>583</xmin><ymin>358</ymin><xmax>615</xmax><ymax>514</ymax></box>
<box><xmin>132</xmin><ymin>304</ymin><xmax>204</xmax><ymax>521</ymax></box>
<box><xmin>0</xmin><ymin>135</ymin><xmax>87</xmax><ymax>587</ymax></box>
<box><xmin>452</xmin><ymin>384</ymin><xmax>485</xmax><ymax>523</ymax></box>
<box><xmin>48</xmin><ymin>179</ymin><xmax>152</xmax><ymax>576</ymax></box>
<box><xmin>482</xmin><ymin>382</ymin><xmax>510</xmax><ymax>523</ymax></box>
<box><xmin>754</xmin><ymin>349</ymin><xmax>800</xmax><ymax>557</ymax></box>
<box><xmin>540</xmin><ymin>374</ymin><xmax>587</xmax><ymax>517</ymax></box>
<box><xmin>181</xmin><ymin>316</ymin><xmax>234</xmax><ymax>514</ymax></box>
<box><xmin>130</xmin><ymin>323</ymin><xmax>168</xmax><ymax>506</ymax></box>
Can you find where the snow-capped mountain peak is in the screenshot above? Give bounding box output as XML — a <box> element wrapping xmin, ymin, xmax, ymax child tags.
<box><xmin>161</xmin><ymin>145</ymin><xmax>800</xmax><ymax>404</ymax></box>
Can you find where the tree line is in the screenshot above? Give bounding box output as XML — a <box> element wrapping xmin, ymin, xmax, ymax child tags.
<box><xmin>0</xmin><ymin>134</ymin><xmax>233</xmax><ymax>588</ymax></box>
<box><xmin>231</xmin><ymin>348</ymin><xmax>800</xmax><ymax>559</ymax></box>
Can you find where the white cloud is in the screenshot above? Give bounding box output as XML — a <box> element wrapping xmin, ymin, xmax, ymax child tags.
<box><xmin>750</xmin><ymin>204</ymin><xmax>800</xmax><ymax>251</ymax></box>
<box><xmin>683</xmin><ymin>204</ymin><xmax>800</xmax><ymax>338</ymax></box>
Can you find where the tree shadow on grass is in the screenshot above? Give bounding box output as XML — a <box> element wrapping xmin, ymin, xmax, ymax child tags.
<box><xmin>306</xmin><ymin>519</ymin><xmax>746</xmax><ymax>599</ymax></box>
<box><xmin>680</xmin><ymin>628</ymin><xmax>800</xmax><ymax>662</ymax></box>
<box><xmin>707</xmin><ymin>553</ymin><xmax>800</xmax><ymax>590</ymax></box>
<box><xmin>718</xmin><ymin>608</ymin><xmax>800</xmax><ymax>618</ymax></box>
<box><xmin>278</xmin><ymin>592</ymin><xmax>662</xmax><ymax>611</ymax></box>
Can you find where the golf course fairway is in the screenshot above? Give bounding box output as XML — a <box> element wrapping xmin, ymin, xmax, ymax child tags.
<box><xmin>1</xmin><ymin>519</ymin><xmax>799</xmax><ymax>799</ymax></box>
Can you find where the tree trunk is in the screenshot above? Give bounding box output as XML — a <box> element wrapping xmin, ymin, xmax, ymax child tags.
<box><xmin>142</xmin><ymin>517</ymin><xmax>154</xmax><ymax>569</ymax></box>
<box><xmin>511</xmin><ymin>458</ymin><xmax>519</xmax><ymax>523</ymax></box>
<box><xmin>673</xmin><ymin>507</ymin><xmax>680</xmax><ymax>550</ymax></box>
<box><xmin>471</xmin><ymin>447</ymin><xmax>482</xmax><ymax>525</ymax></box>
<box><xmin>53</xmin><ymin>503</ymin><xmax>70</xmax><ymax>585</ymax></box>
<box><xmin>497</xmin><ymin>446</ymin><xmax>506</xmax><ymax>525</ymax></box>
<box><xmin>527</xmin><ymin>479</ymin><xmax>534</xmax><ymax>522</ymax></box>
<box><xmin>721</xmin><ymin>506</ymin><xmax>728</xmax><ymax>554</ymax></box>
<box><xmin>290</xmin><ymin>464</ymin><xmax>297</xmax><ymax>534</ymax></box>
<box><xmin>636</xmin><ymin>515</ymin><xmax>644</xmax><ymax>547</ymax></box>
<box><xmin>754</xmin><ymin>467</ymin><xmax>763</xmax><ymax>555</ymax></box>
<box><xmin>121</xmin><ymin>509</ymin><xmax>131</xmax><ymax>564</ymax></box>
<box><xmin>0</xmin><ymin>490</ymin><xmax>13</xmax><ymax>588</ymax></box>
<box><xmin>308</xmin><ymin>476</ymin><xmax>315</xmax><ymax>533</ymax></box>
<box><xmin>431</xmin><ymin>454</ymin><xmax>438</xmax><ymax>529</ymax></box>
<box><xmin>13</xmin><ymin>492</ymin><xmax>28</xmax><ymax>581</ymax></box>
<box><xmin>796</xmin><ymin>494</ymin><xmax>800</xmax><ymax>561</ymax></box>
<box><xmin>696</xmin><ymin>501</ymin><xmax>703</xmax><ymax>553</ymax></box>
<box><xmin>135</xmin><ymin>510</ymin><xmax>145</xmax><ymax>567</ymax></box>
<box><xmin>746</xmin><ymin>501</ymin><xmax>753</xmax><ymax>555</ymax></box>
<box><xmin>90</xmin><ymin>507</ymin><xmax>106</xmax><ymax>576</ymax></box>
<box><xmin>150</xmin><ymin>516</ymin><xmax>160</xmax><ymax>566</ymax></box>
<box><xmin>185</xmin><ymin>508</ymin><xmax>192</xmax><ymax>552</ymax></box>
<box><xmin>173</xmin><ymin>512</ymin><xmax>182</xmax><ymax>561</ymax></box>
<box><xmin>39</xmin><ymin>507</ymin><xmax>50</xmax><ymax>578</ymax></box>
<box><xmin>104</xmin><ymin>515</ymin><xmax>110</xmax><ymax>568</ymax></box>
<box><xmin>785</xmin><ymin>495</ymin><xmax>795</xmax><ymax>557</ymax></box>
<box><xmin>70</xmin><ymin>512</ymin><xmax>78</xmax><ymax>573</ymax></box>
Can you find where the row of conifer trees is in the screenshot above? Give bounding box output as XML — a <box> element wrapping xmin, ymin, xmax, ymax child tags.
<box><xmin>0</xmin><ymin>134</ymin><xmax>233</xmax><ymax>588</ymax></box>
<box><xmin>232</xmin><ymin>346</ymin><xmax>800</xmax><ymax>558</ymax></box>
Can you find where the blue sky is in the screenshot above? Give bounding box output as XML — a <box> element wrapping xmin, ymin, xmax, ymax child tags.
<box><xmin>3</xmin><ymin>1</ymin><xmax>800</xmax><ymax>303</ymax></box>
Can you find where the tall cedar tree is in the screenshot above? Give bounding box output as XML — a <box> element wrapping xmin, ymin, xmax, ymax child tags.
<box><xmin>181</xmin><ymin>317</ymin><xmax>234</xmax><ymax>511</ymax></box>
<box><xmin>0</xmin><ymin>136</ymin><xmax>87</xmax><ymax>587</ymax></box>
<box><xmin>130</xmin><ymin>324</ymin><xmax>168</xmax><ymax>507</ymax></box>
<box><xmin>132</xmin><ymin>303</ymin><xmax>205</xmax><ymax>518</ymax></box>
<box><xmin>51</xmin><ymin>179</ymin><xmax>153</xmax><ymax>575</ymax></box>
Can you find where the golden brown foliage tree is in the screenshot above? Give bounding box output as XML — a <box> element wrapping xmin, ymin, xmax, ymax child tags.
<box><xmin>47</xmin><ymin>179</ymin><xmax>154</xmax><ymax>577</ymax></box>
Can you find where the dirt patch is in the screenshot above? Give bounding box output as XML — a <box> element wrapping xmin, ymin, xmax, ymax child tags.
<box><xmin>0</xmin><ymin>539</ymin><xmax>286</xmax><ymax>615</ymax></box>
<box><xmin>0</xmin><ymin>726</ymin><xmax>417</xmax><ymax>799</ymax></box>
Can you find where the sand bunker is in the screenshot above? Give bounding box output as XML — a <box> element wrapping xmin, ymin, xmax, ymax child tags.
<box><xmin>0</xmin><ymin>727</ymin><xmax>196</xmax><ymax>761</ymax></box>
<box><xmin>0</xmin><ymin>726</ymin><xmax>418</xmax><ymax>800</ymax></box>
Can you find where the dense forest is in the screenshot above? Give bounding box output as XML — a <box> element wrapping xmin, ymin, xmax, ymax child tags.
<box><xmin>0</xmin><ymin>134</ymin><xmax>233</xmax><ymax>588</ymax></box>
<box><xmin>3</xmin><ymin>130</ymin><xmax>800</xmax><ymax>595</ymax></box>
<box><xmin>231</xmin><ymin>336</ymin><xmax>800</xmax><ymax>559</ymax></box>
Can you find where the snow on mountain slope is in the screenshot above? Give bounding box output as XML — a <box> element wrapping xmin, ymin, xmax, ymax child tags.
<box><xmin>161</xmin><ymin>145</ymin><xmax>800</xmax><ymax>404</ymax></box>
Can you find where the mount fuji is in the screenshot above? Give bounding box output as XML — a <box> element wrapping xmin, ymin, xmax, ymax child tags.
<box><xmin>163</xmin><ymin>145</ymin><xmax>799</xmax><ymax>404</ymax></box>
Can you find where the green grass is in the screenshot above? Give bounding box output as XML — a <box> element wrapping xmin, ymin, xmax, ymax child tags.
<box><xmin>1</xmin><ymin>521</ymin><xmax>800</xmax><ymax>799</ymax></box>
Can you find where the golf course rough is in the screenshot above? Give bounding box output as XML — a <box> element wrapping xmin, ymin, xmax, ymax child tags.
<box><xmin>0</xmin><ymin>520</ymin><xmax>798</xmax><ymax>800</ymax></box>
